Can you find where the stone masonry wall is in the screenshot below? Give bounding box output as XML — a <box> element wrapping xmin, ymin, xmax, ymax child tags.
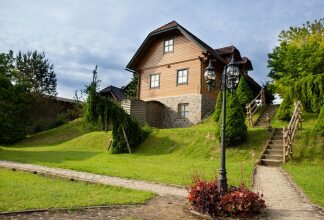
<box><xmin>143</xmin><ymin>94</ymin><xmax>215</xmax><ymax>128</ymax></box>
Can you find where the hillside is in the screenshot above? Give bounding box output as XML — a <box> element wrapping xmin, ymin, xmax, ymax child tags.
<box><xmin>0</xmin><ymin>117</ymin><xmax>270</xmax><ymax>187</ymax></box>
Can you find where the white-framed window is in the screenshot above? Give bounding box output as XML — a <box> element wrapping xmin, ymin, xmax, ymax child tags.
<box><xmin>177</xmin><ymin>69</ymin><xmax>188</xmax><ymax>85</ymax></box>
<box><xmin>150</xmin><ymin>74</ymin><xmax>160</xmax><ymax>88</ymax></box>
<box><xmin>178</xmin><ymin>103</ymin><xmax>189</xmax><ymax>119</ymax></box>
<box><xmin>164</xmin><ymin>39</ymin><xmax>173</xmax><ymax>53</ymax></box>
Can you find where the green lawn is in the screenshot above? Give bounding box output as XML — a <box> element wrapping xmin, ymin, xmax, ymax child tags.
<box><xmin>0</xmin><ymin>118</ymin><xmax>270</xmax><ymax>187</ymax></box>
<box><xmin>272</xmin><ymin>112</ymin><xmax>324</xmax><ymax>207</ymax></box>
<box><xmin>0</xmin><ymin>168</ymin><xmax>154</xmax><ymax>212</ymax></box>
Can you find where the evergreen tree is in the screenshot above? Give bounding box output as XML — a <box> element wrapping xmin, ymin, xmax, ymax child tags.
<box><xmin>236</xmin><ymin>76</ymin><xmax>254</xmax><ymax>107</ymax></box>
<box><xmin>216</xmin><ymin>92</ymin><xmax>247</xmax><ymax>146</ymax></box>
<box><xmin>0</xmin><ymin>52</ymin><xmax>31</xmax><ymax>144</ymax></box>
<box><xmin>213</xmin><ymin>92</ymin><xmax>222</xmax><ymax>122</ymax></box>
<box><xmin>315</xmin><ymin>104</ymin><xmax>324</xmax><ymax>136</ymax></box>
<box><xmin>15</xmin><ymin>51</ymin><xmax>57</xmax><ymax>96</ymax></box>
<box><xmin>277</xmin><ymin>93</ymin><xmax>294</xmax><ymax>121</ymax></box>
<box><xmin>124</xmin><ymin>74</ymin><xmax>138</xmax><ymax>98</ymax></box>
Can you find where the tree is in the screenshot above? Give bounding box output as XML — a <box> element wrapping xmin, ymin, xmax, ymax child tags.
<box><xmin>277</xmin><ymin>93</ymin><xmax>293</xmax><ymax>121</ymax></box>
<box><xmin>267</xmin><ymin>18</ymin><xmax>324</xmax><ymax>112</ymax></box>
<box><xmin>15</xmin><ymin>51</ymin><xmax>57</xmax><ymax>96</ymax></box>
<box><xmin>84</xmin><ymin>66</ymin><xmax>148</xmax><ymax>153</ymax></box>
<box><xmin>216</xmin><ymin>92</ymin><xmax>247</xmax><ymax>146</ymax></box>
<box><xmin>315</xmin><ymin>104</ymin><xmax>324</xmax><ymax>136</ymax></box>
<box><xmin>213</xmin><ymin>92</ymin><xmax>222</xmax><ymax>122</ymax></box>
<box><xmin>124</xmin><ymin>74</ymin><xmax>138</xmax><ymax>98</ymax></box>
<box><xmin>236</xmin><ymin>76</ymin><xmax>254</xmax><ymax>107</ymax></box>
<box><xmin>0</xmin><ymin>52</ymin><xmax>31</xmax><ymax>144</ymax></box>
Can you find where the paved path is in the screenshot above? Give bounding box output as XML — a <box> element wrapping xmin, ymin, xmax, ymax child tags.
<box><xmin>253</xmin><ymin>165</ymin><xmax>324</xmax><ymax>219</ymax></box>
<box><xmin>0</xmin><ymin>160</ymin><xmax>187</xmax><ymax>197</ymax></box>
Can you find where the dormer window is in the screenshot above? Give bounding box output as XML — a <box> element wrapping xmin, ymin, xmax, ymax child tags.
<box><xmin>164</xmin><ymin>39</ymin><xmax>173</xmax><ymax>53</ymax></box>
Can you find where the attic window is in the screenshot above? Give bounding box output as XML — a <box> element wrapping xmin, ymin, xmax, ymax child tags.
<box><xmin>164</xmin><ymin>39</ymin><xmax>173</xmax><ymax>53</ymax></box>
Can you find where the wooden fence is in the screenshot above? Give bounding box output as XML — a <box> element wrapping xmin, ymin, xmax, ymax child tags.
<box><xmin>246</xmin><ymin>88</ymin><xmax>266</xmax><ymax>126</ymax></box>
<box><xmin>282</xmin><ymin>101</ymin><xmax>302</xmax><ymax>163</ymax></box>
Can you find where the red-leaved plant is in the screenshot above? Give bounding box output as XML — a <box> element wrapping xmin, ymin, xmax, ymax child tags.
<box><xmin>187</xmin><ymin>177</ymin><xmax>266</xmax><ymax>218</ymax></box>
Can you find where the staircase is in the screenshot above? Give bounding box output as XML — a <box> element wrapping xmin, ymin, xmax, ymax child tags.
<box><xmin>260</xmin><ymin>128</ymin><xmax>283</xmax><ymax>166</ymax></box>
<box><xmin>254</xmin><ymin>105</ymin><xmax>278</xmax><ymax>127</ymax></box>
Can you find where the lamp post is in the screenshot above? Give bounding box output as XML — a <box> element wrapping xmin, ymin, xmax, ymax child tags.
<box><xmin>204</xmin><ymin>56</ymin><xmax>240</xmax><ymax>192</ymax></box>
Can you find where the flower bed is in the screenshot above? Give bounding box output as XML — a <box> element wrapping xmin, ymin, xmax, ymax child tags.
<box><xmin>187</xmin><ymin>178</ymin><xmax>266</xmax><ymax>218</ymax></box>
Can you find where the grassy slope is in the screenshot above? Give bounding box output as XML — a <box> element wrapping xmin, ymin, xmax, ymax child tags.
<box><xmin>0</xmin><ymin>168</ymin><xmax>153</xmax><ymax>212</ymax></box>
<box><xmin>274</xmin><ymin>112</ymin><xmax>324</xmax><ymax>207</ymax></box>
<box><xmin>0</xmin><ymin>118</ymin><xmax>270</xmax><ymax>187</ymax></box>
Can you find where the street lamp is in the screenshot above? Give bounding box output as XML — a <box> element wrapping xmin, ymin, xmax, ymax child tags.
<box><xmin>204</xmin><ymin>55</ymin><xmax>240</xmax><ymax>192</ymax></box>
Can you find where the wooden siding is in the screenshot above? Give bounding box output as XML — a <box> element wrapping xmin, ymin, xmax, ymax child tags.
<box><xmin>136</xmin><ymin>34</ymin><xmax>204</xmax><ymax>100</ymax></box>
<box><xmin>139</xmin><ymin>59</ymin><xmax>202</xmax><ymax>99</ymax></box>
<box><xmin>138</xmin><ymin>34</ymin><xmax>203</xmax><ymax>70</ymax></box>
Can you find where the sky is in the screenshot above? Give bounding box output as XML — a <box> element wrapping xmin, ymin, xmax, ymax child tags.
<box><xmin>0</xmin><ymin>0</ymin><xmax>323</xmax><ymax>99</ymax></box>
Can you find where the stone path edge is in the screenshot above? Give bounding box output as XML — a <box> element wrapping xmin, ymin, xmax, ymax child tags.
<box><xmin>0</xmin><ymin>160</ymin><xmax>187</xmax><ymax>198</ymax></box>
<box><xmin>0</xmin><ymin>203</ymin><xmax>145</xmax><ymax>216</ymax></box>
<box><xmin>278</xmin><ymin>167</ymin><xmax>324</xmax><ymax>213</ymax></box>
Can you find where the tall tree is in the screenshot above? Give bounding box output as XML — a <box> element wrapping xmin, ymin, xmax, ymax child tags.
<box><xmin>216</xmin><ymin>92</ymin><xmax>247</xmax><ymax>146</ymax></box>
<box><xmin>0</xmin><ymin>52</ymin><xmax>31</xmax><ymax>144</ymax></box>
<box><xmin>267</xmin><ymin>18</ymin><xmax>324</xmax><ymax>112</ymax></box>
<box><xmin>15</xmin><ymin>51</ymin><xmax>57</xmax><ymax>96</ymax></box>
<box><xmin>236</xmin><ymin>76</ymin><xmax>254</xmax><ymax>107</ymax></box>
<box><xmin>124</xmin><ymin>74</ymin><xmax>138</xmax><ymax>98</ymax></box>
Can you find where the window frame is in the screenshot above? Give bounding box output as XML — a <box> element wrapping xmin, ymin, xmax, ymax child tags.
<box><xmin>176</xmin><ymin>68</ymin><xmax>189</xmax><ymax>85</ymax></box>
<box><xmin>164</xmin><ymin>38</ymin><xmax>174</xmax><ymax>54</ymax></box>
<box><xmin>149</xmin><ymin>73</ymin><xmax>160</xmax><ymax>89</ymax></box>
<box><xmin>178</xmin><ymin>103</ymin><xmax>189</xmax><ymax>119</ymax></box>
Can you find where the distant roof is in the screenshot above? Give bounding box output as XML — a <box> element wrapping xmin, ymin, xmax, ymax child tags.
<box><xmin>55</xmin><ymin>96</ymin><xmax>79</xmax><ymax>104</ymax></box>
<box><xmin>126</xmin><ymin>20</ymin><xmax>226</xmax><ymax>70</ymax></box>
<box><xmin>100</xmin><ymin>85</ymin><xmax>125</xmax><ymax>101</ymax></box>
<box><xmin>239</xmin><ymin>56</ymin><xmax>253</xmax><ymax>70</ymax></box>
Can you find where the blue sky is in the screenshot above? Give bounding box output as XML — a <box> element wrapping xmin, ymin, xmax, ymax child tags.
<box><xmin>0</xmin><ymin>0</ymin><xmax>323</xmax><ymax>98</ymax></box>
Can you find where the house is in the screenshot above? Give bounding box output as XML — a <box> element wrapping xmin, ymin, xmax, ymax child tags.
<box><xmin>123</xmin><ymin>21</ymin><xmax>261</xmax><ymax>128</ymax></box>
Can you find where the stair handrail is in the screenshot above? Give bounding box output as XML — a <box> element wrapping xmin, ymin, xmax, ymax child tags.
<box><xmin>282</xmin><ymin>101</ymin><xmax>302</xmax><ymax>163</ymax></box>
<box><xmin>246</xmin><ymin>88</ymin><xmax>266</xmax><ymax>126</ymax></box>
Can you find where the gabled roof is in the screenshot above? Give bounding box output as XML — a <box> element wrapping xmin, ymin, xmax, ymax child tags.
<box><xmin>100</xmin><ymin>85</ymin><xmax>125</xmax><ymax>101</ymax></box>
<box><xmin>126</xmin><ymin>21</ymin><xmax>226</xmax><ymax>71</ymax></box>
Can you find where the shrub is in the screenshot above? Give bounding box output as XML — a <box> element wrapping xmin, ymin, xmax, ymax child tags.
<box><xmin>316</xmin><ymin>104</ymin><xmax>324</xmax><ymax>136</ymax></box>
<box><xmin>277</xmin><ymin>93</ymin><xmax>293</xmax><ymax>121</ymax></box>
<box><xmin>221</xmin><ymin>185</ymin><xmax>266</xmax><ymax>218</ymax></box>
<box><xmin>217</xmin><ymin>92</ymin><xmax>247</xmax><ymax>146</ymax></box>
<box><xmin>213</xmin><ymin>92</ymin><xmax>222</xmax><ymax>122</ymax></box>
<box><xmin>187</xmin><ymin>177</ymin><xmax>266</xmax><ymax>218</ymax></box>
<box><xmin>236</xmin><ymin>76</ymin><xmax>254</xmax><ymax>107</ymax></box>
<box><xmin>187</xmin><ymin>178</ymin><xmax>222</xmax><ymax>217</ymax></box>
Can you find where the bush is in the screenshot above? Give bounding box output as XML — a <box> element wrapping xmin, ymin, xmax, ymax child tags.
<box><xmin>277</xmin><ymin>94</ymin><xmax>293</xmax><ymax>121</ymax></box>
<box><xmin>316</xmin><ymin>104</ymin><xmax>324</xmax><ymax>136</ymax></box>
<box><xmin>217</xmin><ymin>92</ymin><xmax>247</xmax><ymax>146</ymax></box>
<box><xmin>213</xmin><ymin>92</ymin><xmax>222</xmax><ymax>122</ymax></box>
<box><xmin>188</xmin><ymin>177</ymin><xmax>266</xmax><ymax>218</ymax></box>
<box><xmin>236</xmin><ymin>76</ymin><xmax>254</xmax><ymax>107</ymax></box>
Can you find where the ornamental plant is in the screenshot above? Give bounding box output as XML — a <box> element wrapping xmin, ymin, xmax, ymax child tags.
<box><xmin>216</xmin><ymin>92</ymin><xmax>247</xmax><ymax>146</ymax></box>
<box><xmin>236</xmin><ymin>76</ymin><xmax>254</xmax><ymax>108</ymax></box>
<box><xmin>277</xmin><ymin>93</ymin><xmax>293</xmax><ymax>121</ymax></box>
<box><xmin>187</xmin><ymin>177</ymin><xmax>266</xmax><ymax>218</ymax></box>
<box><xmin>315</xmin><ymin>104</ymin><xmax>324</xmax><ymax>136</ymax></box>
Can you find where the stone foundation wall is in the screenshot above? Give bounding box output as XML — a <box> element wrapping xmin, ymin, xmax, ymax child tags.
<box><xmin>143</xmin><ymin>94</ymin><xmax>215</xmax><ymax>128</ymax></box>
<box><xmin>201</xmin><ymin>95</ymin><xmax>216</xmax><ymax>120</ymax></box>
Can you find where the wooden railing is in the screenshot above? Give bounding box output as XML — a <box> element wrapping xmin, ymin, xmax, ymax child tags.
<box><xmin>246</xmin><ymin>88</ymin><xmax>266</xmax><ymax>126</ymax></box>
<box><xmin>282</xmin><ymin>101</ymin><xmax>302</xmax><ymax>163</ymax></box>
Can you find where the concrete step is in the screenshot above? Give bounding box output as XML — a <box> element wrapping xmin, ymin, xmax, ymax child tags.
<box><xmin>266</xmin><ymin>149</ymin><xmax>284</xmax><ymax>154</ymax></box>
<box><xmin>261</xmin><ymin>159</ymin><xmax>283</xmax><ymax>166</ymax></box>
<box><xmin>267</xmin><ymin>144</ymin><xmax>283</xmax><ymax>150</ymax></box>
<box><xmin>263</xmin><ymin>154</ymin><xmax>283</xmax><ymax>160</ymax></box>
<box><xmin>269</xmin><ymin>140</ymin><xmax>283</xmax><ymax>144</ymax></box>
<box><xmin>271</xmin><ymin>135</ymin><xmax>282</xmax><ymax>139</ymax></box>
